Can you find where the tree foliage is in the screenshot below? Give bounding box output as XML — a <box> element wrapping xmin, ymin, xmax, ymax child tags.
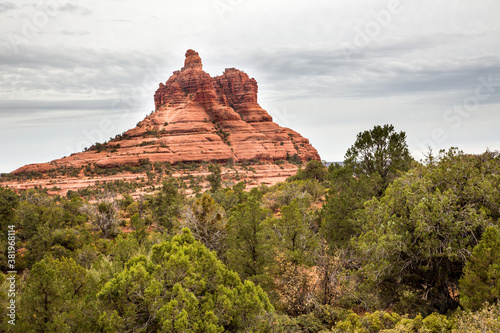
<box><xmin>3</xmin><ymin>124</ymin><xmax>500</xmax><ymax>331</ymax></box>
<box><xmin>459</xmin><ymin>226</ymin><xmax>500</xmax><ymax>311</ymax></box>
<box><xmin>0</xmin><ymin>187</ymin><xmax>18</xmax><ymax>232</ymax></box>
<box><xmin>150</xmin><ymin>178</ymin><xmax>182</xmax><ymax>232</ymax></box>
<box><xmin>262</xmin><ymin>180</ymin><xmax>324</xmax><ymax>212</ymax></box>
<box><xmin>82</xmin><ymin>199</ymin><xmax>120</xmax><ymax>239</ymax></box>
<box><xmin>321</xmin><ymin>164</ymin><xmax>381</xmax><ymax>249</ymax></box>
<box><xmin>19</xmin><ymin>256</ymin><xmax>100</xmax><ymax>332</ymax></box>
<box><xmin>453</xmin><ymin>303</ymin><xmax>500</xmax><ymax>333</ymax></box>
<box><xmin>289</xmin><ymin>160</ymin><xmax>328</xmax><ymax>183</ymax></box>
<box><xmin>182</xmin><ymin>193</ymin><xmax>227</xmax><ymax>256</ymax></box>
<box><xmin>98</xmin><ymin>229</ymin><xmax>275</xmax><ymax>332</ymax></box>
<box><xmin>271</xmin><ymin>199</ymin><xmax>318</xmax><ymax>265</ymax></box>
<box><xmin>207</xmin><ymin>163</ymin><xmax>222</xmax><ymax>192</ymax></box>
<box><xmin>332</xmin><ymin>310</ymin><xmax>455</xmax><ymax>333</ymax></box>
<box><xmin>0</xmin><ymin>187</ymin><xmax>19</xmax><ymax>270</ymax></box>
<box><xmin>16</xmin><ymin>190</ymin><xmax>85</xmax><ymax>241</ymax></box>
<box><xmin>344</xmin><ymin>124</ymin><xmax>413</xmax><ymax>189</ymax></box>
<box><xmin>226</xmin><ymin>195</ymin><xmax>273</xmax><ymax>286</ymax></box>
<box><xmin>13</xmin><ymin>190</ymin><xmax>88</xmax><ymax>268</ymax></box>
<box><xmin>353</xmin><ymin>149</ymin><xmax>500</xmax><ymax>314</ymax></box>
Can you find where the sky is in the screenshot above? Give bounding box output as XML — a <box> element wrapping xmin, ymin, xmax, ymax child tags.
<box><xmin>1</xmin><ymin>0</ymin><xmax>499</xmax><ymax>173</ymax></box>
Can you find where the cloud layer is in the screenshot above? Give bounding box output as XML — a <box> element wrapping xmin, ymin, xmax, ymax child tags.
<box><xmin>1</xmin><ymin>0</ymin><xmax>499</xmax><ymax>172</ymax></box>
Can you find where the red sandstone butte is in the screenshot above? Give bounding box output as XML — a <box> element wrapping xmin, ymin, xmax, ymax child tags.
<box><xmin>12</xmin><ymin>50</ymin><xmax>320</xmax><ymax>174</ymax></box>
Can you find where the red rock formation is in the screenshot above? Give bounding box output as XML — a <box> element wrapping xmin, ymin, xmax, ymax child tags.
<box><xmin>12</xmin><ymin>50</ymin><xmax>320</xmax><ymax>175</ymax></box>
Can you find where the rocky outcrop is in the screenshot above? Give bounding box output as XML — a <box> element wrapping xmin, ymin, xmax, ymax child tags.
<box><xmin>12</xmin><ymin>50</ymin><xmax>320</xmax><ymax>175</ymax></box>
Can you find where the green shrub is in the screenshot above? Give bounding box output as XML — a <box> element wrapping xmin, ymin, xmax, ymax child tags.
<box><xmin>421</xmin><ymin>312</ymin><xmax>452</xmax><ymax>333</ymax></box>
<box><xmin>98</xmin><ymin>229</ymin><xmax>275</xmax><ymax>332</ymax></box>
<box><xmin>332</xmin><ymin>311</ymin><xmax>454</xmax><ymax>333</ymax></box>
<box><xmin>333</xmin><ymin>311</ymin><xmax>403</xmax><ymax>333</ymax></box>
<box><xmin>459</xmin><ymin>226</ymin><xmax>500</xmax><ymax>311</ymax></box>
<box><xmin>452</xmin><ymin>303</ymin><xmax>500</xmax><ymax>332</ymax></box>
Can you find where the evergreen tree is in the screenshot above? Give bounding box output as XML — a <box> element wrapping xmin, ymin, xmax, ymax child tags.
<box><xmin>344</xmin><ymin>124</ymin><xmax>413</xmax><ymax>190</ymax></box>
<box><xmin>207</xmin><ymin>163</ymin><xmax>222</xmax><ymax>192</ymax></box>
<box><xmin>151</xmin><ymin>178</ymin><xmax>182</xmax><ymax>232</ymax></box>
<box><xmin>226</xmin><ymin>195</ymin><xmax>273</xmax><ymax>287</ymax></box>
<box><xmin>353</xmin><ymin>149</ymin><xmax>500</xmax><ymax>314</ymax></box>
<box><xmin>98</xmin><ymin>229</ymin><xmax>275</xmax><ymax>332</ymax></box>
<box><xmin>459</xmin><ymin>226</ymin><xmax>500</xmax><ymax>311</ymax></box>
<box><xmin>182</xmin><ymin>193</ymin><xmax>227</xmax><ymax>256</ymax></box>
<box><xmin>272</xmin><ymin>199</ymin><xmax>318</xmax><ymax>265</ymax></box>
<box><xmin>0</xmin><ymin>187</ymin><xmax>19</xmax><ymax>270</ymax></box>
<box><xmin>289</xmin><ymin>160</ymin><xmax>328</xmax><ymax>183</ymax></box>
<box><xmin>19</xmin><ymin>256</ymin><xmax>100</xmax><ymax>332</ymax></box>
<box><xmin>321</xmin><ymin>164</ymin><xmax>381</xmax><ymax>249</ymax></box>
<box><xmin>0</xmin><ymin>187</ymin><xmax>18</xmax><ymax>232</ymax></box>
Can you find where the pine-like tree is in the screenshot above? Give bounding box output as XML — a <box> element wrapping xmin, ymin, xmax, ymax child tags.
<box><xmin>459</xmin><ymin>226</ymin><xmax>500</xmax><ymax>311</ymax></box>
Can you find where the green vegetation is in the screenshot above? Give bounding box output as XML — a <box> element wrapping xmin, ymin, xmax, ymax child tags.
<box><xmin>459</xmin><ymin>226</ymin><xmax>500</xmax><ymax>311</ymax></box>
<box><xmin>344</xmin><ymin>124</ymin><xmax>414</xmax><ymax>190</ymax></box>
<box><xmin>0</xmin><ymin>187</ymin><xmax>18</xmax><ymax>233</ymax></box>
<box><xmin>151</xmin><ymin>178</ymin><xmax>182</xmax><ymax>232</ymax></box>
<box><xmin>215</xmin><ymin>126</ymin><xmax>231</xmax><ymax>146</ymax></box>
<box><xmin>139</xmin><ymin>140</ymin><xmax>157</xmax><ymax>147</ymax></box>
<box><xmin>98</xmin><ymin>229</ymin><xmax>274</xmax><ymax>332</ymax></box>
<box><xmin>353</xmin><ymin>148</ymin><xmax>499</xmax><ymax>314</ymax></box>
<box><xmin>86</xmin><ymin>142</ymin><xmax>107</xmax><ymax>152</ymax></box>
<box><xmin>287</xmin><ymin>152</ymin><xmax>303</xmax><ymax>165</ymax></box>
<box><xmin>289</xmin><ymin>159</ymin><xmax>328</xmax><ymax>183</ymax></box>
<box><xmin>1</xmin><ymin>124</ymin><xmax>499</xmax><ymax>332</ymax></box>
<box><xmin>207</xmin><ymin>162</ymin><xmax>222</xmax><ymax>192</ymax></box>
<box><xmin>226</xmin><ymin>194</ymin><xmax>273</xmax><ymax>288</ymax></box>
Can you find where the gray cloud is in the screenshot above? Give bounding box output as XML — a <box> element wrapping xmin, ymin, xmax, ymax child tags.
<box><xmin>0</xmin><ymin>2</ymin><xmax>16</xmax><ymax>13</ymax></box>
<box><xmin>233</xmin><ymin>47</ymin><xmax>500</xmax><ymax>102</ymax></box>
<box><xmin>0</xmin><ymin>0</ymin><xmax>499</xmax><ymax>172</ymax></box>
<box><xmin>0</xmin><ymin>46</ymin><xmax>170</xmax><ymax>101</ymax></box>
<box><xmin>0</xmin><ymin>99</ymin><xmax>119</xmax><ymax>113</ymax></box>
<box><xmin>20</xmin><ymin>2</ymin><xmax>92</xmax><ymax>16</ymax></box>
<box><xmin>58</xmin><ymin>3</ymin><xmax>91</xmax><ymax>15</ymax></box>
<box><xmin>59</xmin><ymin>30</ymin><xmax>91</xmax><ymax>36</ymax></box>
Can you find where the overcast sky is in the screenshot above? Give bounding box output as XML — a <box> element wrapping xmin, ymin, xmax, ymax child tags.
<box><xmin>1</xmin><ymin>0</ymin><xmax>499</xmax><ymax>173</ymax></box>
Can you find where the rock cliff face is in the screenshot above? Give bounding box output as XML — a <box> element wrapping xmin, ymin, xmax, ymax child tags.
<box><xmin>12</xmin><ymin>50</ymin><xmax>320</xmax><ymax>174</ymax></box>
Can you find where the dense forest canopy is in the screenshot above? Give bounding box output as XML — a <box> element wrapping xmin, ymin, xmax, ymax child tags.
<box><xmin>1</xmin><ymin>124</ymin><xmax>499</xmax><ymax>332</ymax></box>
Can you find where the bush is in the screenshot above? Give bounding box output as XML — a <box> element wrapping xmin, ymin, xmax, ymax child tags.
<box><xmin>289</xmin><ymin>160</ymin><xmax>328</xmax><ymax>183</ymax></box>
<box><xmin>452</xmin><ymin>303</ymin><xmax>500</xmax><ymax>332</ymax></box>
<box><xmin>459</xmin><ymin>226</ymin><xmax>500</xmax><ymax>311</ymax></box>
<box><xmin>287</xmin><ymin>153</ymin><xmax>302</xmax><ymax>165</ymax></box>
<box><xmin>262</xmin><ymin>180</ymin><xmax>324</xmax><ymax>212</ymax></box>
<box><xmin>332</xmin><ymin>311</ymin><xmax>452</xmax><ymax>333</ymax></box>
<box><xmin>421</xmin><ymin>312</ymin><xmax>452</xmax><ymax>332</ymax></box>
<box><xmin>98</xmin><ymin>229</ymin><xmax>275</xmax><ymax>332</ymax></box>
<box><xmin>333</xmin><ymin>311</ymin><xmax>404</xmax><ymax>332</ymax></box>
<box><xmin>353</xmin><ymin>149</ymin><xmax>500</xmax><ymax>314</ymax></box>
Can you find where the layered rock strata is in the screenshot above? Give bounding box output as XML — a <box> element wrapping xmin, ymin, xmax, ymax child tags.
<box><xmin>13</xmin><ymin>49</ymin><xmax>320</xmax><ymax>174</ymax></box>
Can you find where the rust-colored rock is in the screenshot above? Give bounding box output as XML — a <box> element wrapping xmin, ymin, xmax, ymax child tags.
<box><xmin>12</xmin><ymin>50</ymin><xmax>320</xmax><ymax>175</ymax></box>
